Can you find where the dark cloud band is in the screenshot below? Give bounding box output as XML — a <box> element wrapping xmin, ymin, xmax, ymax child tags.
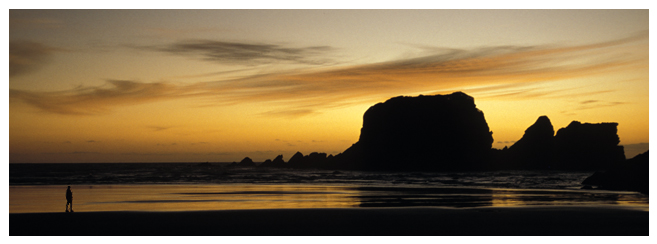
<box><xmin>9</xmin><ymin>41</ymin><xmax>60</xmax><ymax>77</ymax></box>
<box><xmin>147</xmin><ymin>40</ymin><xmax>335</xmax><ymax>66</ymax></box>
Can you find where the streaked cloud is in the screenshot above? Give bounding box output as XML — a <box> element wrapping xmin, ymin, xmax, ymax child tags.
<box><xmin>148</xmin><ymin>126</ymin><xmax>173</xmax><ymax>132</ymax></box>
<box><xmin>575</xmin><ymin>101</ymin><xmax>626</xmax><ymax>111</ymax></box>
<box><xmin>259</xmin><ymin>109</ymin><xmax>315</xmax><ymax>118</ymax></box>
<box><xmin>156</xmin><ymin>143</ymin><xmax>178</xmax><ymax>146</ymax></box>
<box><xmin>9</xmin><ymin>41</ymin><xmax>62</xmax><ymax>77</ymax></box>
<box><xmin>190</xmin><ymin>142</ymin><xmax>210</xmax><ymax>146</ymax></box>
<box><xmin>71</xmin><ymin>151</ymin><xmax>100</xmax><ymax>154</ymax></box>
<box><xmin>144</xmin><ymin>27</ymin><xmax>230</xmax><ymax>39</ymax></box>
<box><xmin>9</xmin><ymin>16</ymin><xmax>64</xmax><ymax>30</ymax></box>
<box><xmin>10</xmin><ymin>33</ymin><xmax>647</xmax><ymax>117</ymax></box>
<box><xmin>10</xmin><ymin>80</ymin><xmax>202</xmax><ymax>115</ymax></box>
<box><xmin>144</xmin><ymin>40</ymin><xmax>336</xmax><ymax>66</ymax></box>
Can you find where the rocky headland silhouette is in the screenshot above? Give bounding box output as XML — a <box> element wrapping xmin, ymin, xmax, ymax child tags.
<box><xmin>553</xmin><ymin>121</ymin><xmax>626</xmax><ymax>170</ymax></box>
<box><xmin>582</xmin><ymin>150</ymin><xmax>649</xmax><ymax>194</ymax></box>
<box><xmin>495</xmin><ymin>116</ymin><xmax>626</xmax><ymax>170</ymax></box>
<box><xmin>335</xmin><ymin>92</ymin><xmax>494</xmax><ymax>170</ymax></box>
<box><xmin>240</xmin><ymin>92</ymin><xmax>645</xmax><ymax>192</ymax></box>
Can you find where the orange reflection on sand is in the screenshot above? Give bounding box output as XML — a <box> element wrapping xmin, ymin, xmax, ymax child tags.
<box><xmin>491</xmin><ymin>192</ymin><xmax>524</xmax><ymax>207</ymax></box>
<box><xmin>610</xmin><ymin>192</ymin><xmax>649</xmax><ymax>211</ymax></box>
<box><xmin>9</xmin><ymin>185</ymin><xmax>362</xmax><ymax>213</ymax></box>
<box><xmin>489</xmin><ymin>188</ymin><xmax>650</xmax><ymax>210</ymax></box>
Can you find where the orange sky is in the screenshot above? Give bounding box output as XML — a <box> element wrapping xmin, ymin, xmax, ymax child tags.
<box><xmin>7</xmin><ymin>9</ymin><xmax>650</xmax><ymax>162</ymax></box>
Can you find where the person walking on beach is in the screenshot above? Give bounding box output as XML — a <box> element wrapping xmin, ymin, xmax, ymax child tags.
<box><xmin>66</xmin><ymin>186</ymin><xmax>73</xmax><ymax>212</ymax></box>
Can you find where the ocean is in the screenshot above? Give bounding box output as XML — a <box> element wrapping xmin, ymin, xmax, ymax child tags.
<box><xmin>9</xmin><ymin>163</ymin><xmax>649</xmax><ymax>213</ymax></box>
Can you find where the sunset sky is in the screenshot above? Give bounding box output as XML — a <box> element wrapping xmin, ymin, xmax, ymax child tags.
<box><xmin>8</xmin><ymin>9</ymin><xmax>650</xmax><ymax>163</ymax></box>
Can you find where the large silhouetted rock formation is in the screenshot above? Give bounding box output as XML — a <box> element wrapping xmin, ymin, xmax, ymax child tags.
<box><xmin>582</xmin><ymin>151</ymin><xmax>648</xmax><ymax>194</ymax></box>
<box><xmin>334</xmin><ymin>92</ymin><xmax>494</xmax><ymax>171</ymax></box>
<box><xmin>498</xmin><ymin>118</ymin><xmax>625</xmax><ymax>170</ymax></box>
<box><xmin>504</xmin><ymin>116</ymin><xmax>555</xmax><ymax>169</ymax></box>
<box><xmin>553</xmin><ymin>121</ymin><xmax>625</xmax><ymax>169</ymax></box>
<box><xmin>242</xmin><ymin>92</ymin><xmax>627</xmax><ymax>171</ymax></box>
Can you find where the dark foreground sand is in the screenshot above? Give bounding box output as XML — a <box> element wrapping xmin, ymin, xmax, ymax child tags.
<box><xmin>10</xmin><ymin>206</ymin><xmax>648</xmax><ymax>236</ymax></box>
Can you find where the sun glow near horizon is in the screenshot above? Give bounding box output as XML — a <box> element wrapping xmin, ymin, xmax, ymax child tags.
<box><xmin>8</xmin><ymin>9</ymin><xmax>649</xmax><ymax>163</ymax></box>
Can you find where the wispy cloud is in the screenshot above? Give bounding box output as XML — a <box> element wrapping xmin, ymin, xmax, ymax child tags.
<box><xmin>71</xmin><ymin>151</ymin><xmax>100</xmax><ymax>154</ymax></box>
<box><xmin>259</xmin><ymin>109</ymin><xmax>315</xmax><ymax>118</ymax></box>
<box><xmin>144</xmin><ymin>27</ymin><xmax>231</xmax><ymax>39</ymax></box>
<box><xmin>9</xmin><ymin>16</ymin><xmax>64</xmax><ymax>30</ymax></box>
<box><xmin>148</xmin><ymin>126</ymin><xmax>173</xmax><ymax>132</ymax></box>
<box><xmin>34</xmin><ymin>151</ymin><xmax>100</xmax><ymax>155</ymax></box>
<box><xmin>10</xmin><ymin>80</ymin><xmax>202</xmax><ymax>115</ymax></box>
<box><xmin>9</xmin><ymin>40</ymin><xmax>63</xmax><ymax>77</ymax></box>
<box><xmin>575</xmin><ymin>101</ymin><xmax>626</xmax><ymax>111</ymax></box>
<box><xmin>10</xmin><ymin>33</ymin><xmax>647</xmax><ymax>117</ymax></box>
<box><xmin>190</xmin><ymin>142</ymin><xmax>209</xmax><ymax>146</ymax></box>
<box><xmin>143</xmin><ymin>40</ymin><xmax>336</xmax><ymax>66</ymax></box>
<box><xmin>156</xmin><ymin>143</ymin><xmax>178</xmax><ymax>146</ymax></box>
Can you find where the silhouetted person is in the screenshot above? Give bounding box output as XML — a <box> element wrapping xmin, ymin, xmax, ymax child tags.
<box><xmin>66</xmin><ymin>186</ymin><xmax>73</xmax><ymax>212</ymax></box>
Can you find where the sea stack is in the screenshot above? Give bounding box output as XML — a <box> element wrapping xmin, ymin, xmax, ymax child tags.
<box><xmin>553</xmin><ymin>121</ymin><xmax>625</xmax><ymax>169</ymax></box>
<box><xmin>505</xmin><ymin>116</ymin><xmax>555</xmax><ymax>169</ymax></box>
<box><xmin>336</xmin><ymin>92</ymin><xmax>494</xmax><ymax>171</ymax></box>
<box><xmin>500</xmin><ymin>117</ymin><xmax>626</xmax><ymax>170</ymax></box>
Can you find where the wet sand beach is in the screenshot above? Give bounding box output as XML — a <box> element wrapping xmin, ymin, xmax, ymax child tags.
<box><xmin>10</xmin><ymin>206</ymin><xmax>648</xmax><ymax>236</ymax></box>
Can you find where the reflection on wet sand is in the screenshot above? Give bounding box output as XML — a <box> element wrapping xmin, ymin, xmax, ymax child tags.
<box><xmin>353</xmin><ymin>187</ymin><xmax>648</xmax><ymax>210</ymax></box>
<box><xmin>9</xmin><ymin>185</ymin><xmax>362</xmax><ymax>213</ymax></box>
<box><xmin>9</xmin><ymin>184</ymin><xmax>648</xmax><ymax>213</ymax></box>
<box><xmin>355</xmin><ymin>187</ymin><xmax>494</xmax><ymax>208</ymax></box>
